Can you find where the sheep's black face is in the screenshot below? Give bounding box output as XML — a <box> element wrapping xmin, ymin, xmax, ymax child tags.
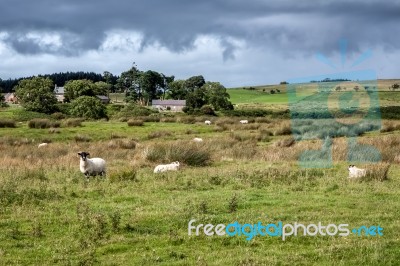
<box><xmin>78</xmin><ymin>152</ymin><xmax>90</xmax><ymax>161</ymax></box>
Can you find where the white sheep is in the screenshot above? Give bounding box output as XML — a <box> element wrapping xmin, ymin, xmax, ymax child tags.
<box><xmin>204</xmin><ymin>120</ymin><xmax>212</xmax><ymax>125</ymax></box>
<box><xmin>154</xmin><ymin>161</ymin><xmax>180</xmax><ymax>173</ymax></box>
<box><xmin>38</xmin><ymin>143</ymin><xmax>48</xmax><ymax>148</ymax></box>
<box><xmin>348</xmin><ymin>165</ymin><xmax>366</xmax><ymax>178</ymax></box>
<box><xmin>193</xmin><ymin>137</ymin><xmax>203</xmax><ymax>142</ymax></box>
<box><xmin>78</xmin><ymin>152</ymin><xmax>106</xmax><ymax>177</ymax></box>
<box><xmin>240</xmin><ymin>120</ymin><xmax>249</xmax><ymax>124</ymax></box>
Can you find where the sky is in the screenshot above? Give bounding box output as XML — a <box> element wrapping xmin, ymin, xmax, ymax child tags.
<box><xmin>0</xmin><ymin>0</ymin><xmax>399</xmax><ymax>87</ymax></box>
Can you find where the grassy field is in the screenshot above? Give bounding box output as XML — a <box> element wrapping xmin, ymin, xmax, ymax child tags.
<box><xmin>1</xmin><ymin>80</ymin><xmax>400</xmax><ymax>265</ymax></box>
<box><xmin>228</xmin><ymin>79</ymin><xmax>400</xmax><ymax>108</ymax></box>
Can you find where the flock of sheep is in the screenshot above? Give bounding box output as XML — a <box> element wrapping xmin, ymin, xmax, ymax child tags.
<box><xmin>38</xmin><ymin>119</ymin><xmax>368</xmax><ymax>179</ymax></box>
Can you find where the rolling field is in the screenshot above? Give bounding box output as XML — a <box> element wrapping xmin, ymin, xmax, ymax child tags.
<box><xmin>1</xmin><ymin>81</ymin><xmax>400</xmax><ymax>265</ymax></box>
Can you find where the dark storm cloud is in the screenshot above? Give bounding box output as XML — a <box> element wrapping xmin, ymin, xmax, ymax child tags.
<box><xmin>0</xmin><ymin>0</ymin><xmax>399</xmax><ymax>56</ymax></box>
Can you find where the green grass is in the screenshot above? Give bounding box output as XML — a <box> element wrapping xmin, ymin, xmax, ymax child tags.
<box><xmin>0</xmin><ymin>162</ymin><xmax>399</xmax><ymax>265</ymax></box>
<box><xmin>1</xmin><ymin>81</ymin><xmax>400</xmax><ymax>265</ymax></box>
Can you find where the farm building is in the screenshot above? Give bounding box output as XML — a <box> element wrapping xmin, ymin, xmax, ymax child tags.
<box><xmin>96</xmin><ymin>95</ymin><xmax>111</xmax><ymax>104</ymax></box>
<box><xmin>151</xmin><ymin>100</ymin><xmax>186</xmax><ymax>111</ymax></box>
<box><xmin>4</xmin><ymin>93</ymin><xmax>18</xmax><ymax>103</ymax></box>
<box><xmin>54</xmin><ymin>85</ymin><xmax>65</xmax><ymax>102</ymax></box>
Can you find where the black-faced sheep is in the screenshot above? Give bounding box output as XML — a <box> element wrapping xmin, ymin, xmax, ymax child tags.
<box><xmin>78</xmin><ymin>152</ymin><xmax>106</xmax><ymax>177</ymax></box>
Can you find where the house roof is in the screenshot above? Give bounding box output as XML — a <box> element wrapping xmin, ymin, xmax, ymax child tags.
<box><xmin>96</xmin><ymin>95</ymin><xmax>110</xmax><ymax>100</ymax></box>
<box><xmin>152</xmin><ymin>100</ymin><xmax>186</xmax><ymax>106</ymax></box>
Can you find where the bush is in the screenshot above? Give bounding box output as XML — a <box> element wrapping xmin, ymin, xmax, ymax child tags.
<box><xmin>127</xmin><ymin>119</ymin><xmax>144</xmax><ymax>127</ymax></box>
<box><xmin>358</xmin><ymin>163</ymin><xmax>391</xmax><ymax>181</ymax></box>
<box><xmin>200</xmin><ymin>105</ymin><xmax>216</xmax><ymax>116</ymax></box>
<box><xmin>148</xmin><ymin>130</ymin><xmax>172</xmax><ymax>139</ymax></box>
<box><xmin>161</xmin><ymin>117</ymin><xmax>176</xmax><ymax>123</ymax></box>
<box><xmin>69</xmin><ymin>96</ymin><xmax>107</xmax><ymax>120</ymax></box>
<box><xmin>63</xmin><ymin>118</ymin><xmax>84</xmax><ymax>127</ymax></box>
<box><xmin>74</xmin><ymin>134</ymin><xmax>91</xmax><ymax>142</ymax></box>
<box><xmin>51</xmin><ymin>112</ymin><xmax>66</xmax><ymax>120</ymax></box>
<box><xmin>146</xmin><ymin>141</ymin><xmax>211</xmax><ymax>166</ymax></box>
<box><xmin>28</xmin><ymin>119</ymin><xmax>60</xmax><ymax>129</ymax></box>
<box><xmin>179</xmin><ymin>116</ymin><xmax>196</xmax><ymax>124</ymax></box>
<box><xmin>116</xmin><ymin>103</ymin><xmax>158</xmax><ymax>118</ymax></box>
<box><xmin>0</xmin><ymin>119</ymin><xmax>16</xmax><ymax>128</ymax></box>
<box><xmin>108</xmin><ymin>139</ymin><xmax>137</xmax><ymax>149</ymax></box>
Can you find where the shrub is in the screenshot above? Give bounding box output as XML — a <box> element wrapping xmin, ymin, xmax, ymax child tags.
<box><xmin>380</xmin><ymin>121</ymin><xmax>400</xmax><ymax>133</ymax></box>
<box><xmin>146</xmin><ymin>141</ymin><xmax>211</xmax><ymax>166</ymax></box>
<box><xmin>0</xmin><ymin>119</ymin><xmax>16</xmax><ymax>128</ymax></box>
<box><xmin>116</xmin><ymin>103</ymin><xmax>158</xmax><ymax>118</ymax></box>
<box><xmin>127</xmin><ymin>119</ymin><xmax>144</xmax><ymax>127</ymax></box>
<box><xmin>275</xmin><ymin>137</ymin><xmax>296</xmax><ymax>147</ymax></box>
<box><xmin>69</xmin><ymin>96</ymin><xmax>107</xmax><ymax>120</ymax></box>
<box><xmin>63</xmin><ymin>118</ymin><xmax>84</xmax><ymax>127</ymax></box>
<box><xmin>179</xmin><ymin>116</ymin><xmax>196</xmax><ymax>124</ymax></box>
<box><xmin>161</xmin><ymin>117</ymin><xmax>176</xmax><ymax>123</ymax></box>
<box><xmin>48</xmin><ymin>128</ymin><xmax>61</xmax><ymax>134</ymax></box>
<box><xmin>28</xmin><ymin>119</ymin><xmax>60</xmax><ymax>129</ymax></box>
<box><xmin>51</xmin><ymin>112</ymin><xmax>66</xmax><ymax>120</ymax></box>
<box><xmin>108</xmin><ymin>139</ymin><xmax>137</xmax><ymax>149</ymax></box>
<box><xmin>74</xmin><ymin>134</ymin><xmax>92</xmax><ymax>142</ymax></box>
<box><xmin>148</xmin><ymin>130</ymin><xmax>172</xmax><ymax>139</ymax></box>
<box><xmin>274</xmin><ymin>123</ymin><xmax>292</xmax><ymax>136</ymax></box>
<box><xmin>365</xmin><ymin>163</ymin><xmax>390</xmax><ymax>181</ymax></box>
<box><xmin>200</xmin><ymin>105</ymin><xmax>216</xmax><ymax>116</ymax></box>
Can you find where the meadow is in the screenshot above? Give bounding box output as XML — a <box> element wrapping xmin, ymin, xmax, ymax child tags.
<box><xmin>1</xmin><ymin>82</ymin><xmax>400</xmax><ymax>265</ymax></box>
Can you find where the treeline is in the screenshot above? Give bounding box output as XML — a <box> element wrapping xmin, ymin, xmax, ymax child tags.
<box><xmin>0</xmin><ymin>71</ymin><xmax>118</xmax><ymax>93</ymax></box>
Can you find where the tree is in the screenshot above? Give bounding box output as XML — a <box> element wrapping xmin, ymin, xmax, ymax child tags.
<box><xmin>69</xmin><ymin>96</ymin><xmax>107</xmax><ymax>119</ymax></box>
<box><xmin>140</xmin><ymin>70</ymin><xmax>164</xmax><ymax>105</ymax></box>
<box><xmin>168</xmin><ymin>80</ymin><xmax>187</xmax><ymax>99</ymax></box>
<box><xmin>14</xmin><ymin>77</ymin><xmax>58</xmax><ymax>114</ymax></box>
<box><xmin>185</xmin><ymin>75</ymin><xmax>205</xmax><ymax>92</ymax></box>
<box><xmin>103</xmin><ymin>71</ymin><xmax>116</xmax><ymax>92</ymax></box>
<box><xmin>202</xmin><ymin>82</ymin><xmax>233</xmax><ymax>111</ymax></box>
<box><xmin>117</xmin><ymin>64</ymin><xmax>142</xmax><ymax>103</ymax></box>
<box><xmin>392</xmin><ymin>83</ymin><xmax>399</xmax><ymax>90</ymax></box>
<box><xmin>64</xmin><ymin>79</ymin><xmax>98</xmax><ymax>102</ymax></box>
<box><xmin>186</xmin><ymin>87</ymin><xmax>207</xmax><ymax>110</ymax></box>
<box><xmin>94</xmin><ymin>81</ymin><xmax>111</xmax><ymax>96</ymax></box>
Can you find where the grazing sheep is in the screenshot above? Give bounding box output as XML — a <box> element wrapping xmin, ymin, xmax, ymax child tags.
<box><xmin>205</xmin><ymin>120</ymin><xmax>212</xmax><ymax>125</ymax></box>
<box><xmin>348</xmin><ymin>165</ymin><xmax>366</xmax><ymax>178</ymax></box>
<box><xmin>78</xmin><ymin>152</ymin><xmax>106</xmax><ymax>177</ymax></box>
<box><xmin>193</xmin><ymin>137</ymin><xmax>203</xmax><ymax>142</ymax></box>
<box><xmin>240</xmin><ymin>120</ymin><xmax>249</xmax><ymax>124</ymax></box>
<box><xmin>38</xmin><ymin>143</ymin><xmax>48</xmax><ymax>148</ymax></box>
<box><xmin>154</xmin><ymin>161</ymin><xmax>180</xmax><ymax>173</ymax></box>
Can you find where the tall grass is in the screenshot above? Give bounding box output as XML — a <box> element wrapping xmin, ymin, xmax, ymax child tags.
<box><xmin>145</xmin><ymin>141</ymin><xmax>211</xmax><ymax>166</ymax></box>
<box><xmin>28</xmin><ymin>119</ymin><xmax>60</xmax><ymax>129</ymax></box>
<box><xmin>0</xmin><ymin>118</ymin><xmax>16</xmax><ymax>128</ymax></box>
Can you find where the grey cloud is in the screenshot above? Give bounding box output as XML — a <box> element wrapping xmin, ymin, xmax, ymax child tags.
<box><xmin>0</xmin><ymin>0</ymin><xmax>399</xmax><ymax>57</ymax></box>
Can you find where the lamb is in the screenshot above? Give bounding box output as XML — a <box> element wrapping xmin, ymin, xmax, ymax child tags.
<box><xmin>348</xmin><ymin>165</ymin><xmax>366</xmax><ymax>178</ymax></box>
<box><xmin>239</xmin><ymin>120</ymin><xmax>249</xmax><ymax>124</ymax></box>
<box><xmin>38</xmin><ymin>143</ymin><xmax>48</xmax><ymax>148</ymax></box>
<box><xmin>193</xmin><ymin>137</ymin><xmax>203</xmax><ymax>142</ymax></box>
<box><xmin>204</xmin><ymin>120</ymin><xmax>212</xmax><ymax>125</ymax></box>
<box><xmin>154</xmin><ymin>161</ymin><xmax>180</xmax><ymax>173</ymax></box>
<box><xmin>78</xmin><ymin>152</ymin><xmax>106</xmax><ymax>177</ymax></box>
